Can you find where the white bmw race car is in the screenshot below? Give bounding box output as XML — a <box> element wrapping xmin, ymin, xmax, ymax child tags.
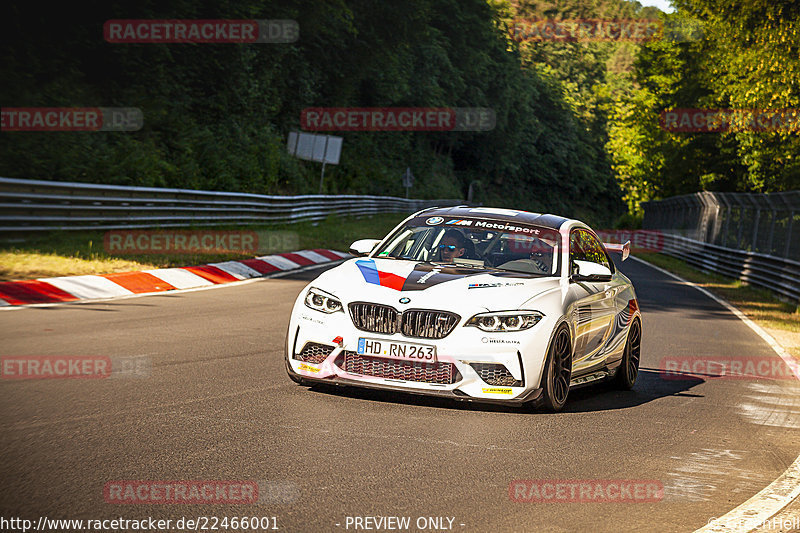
<box><xmin>285</xmin><ymin>206</ymin><xmax>641</xmax><ymax>411</ymax></box>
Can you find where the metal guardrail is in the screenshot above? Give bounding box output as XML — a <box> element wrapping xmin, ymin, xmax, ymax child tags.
<box><xmin>642</xmin><ymin>190</ymin><xmax>800</xmax><ymax>260</ymax></box>
<box><xmin>0</xmin><ymin>177</ymin><xmax>463</xmax><ymax>232</ymax></box>
<box><xmin>642</xmin><ymin>191</ymin><xmax>800</xmax><ymax>302</ymax></box>
<box><xmin>655</xmin><ymin>232</ymin><xmax>800</xmax><ymax>303</ymax></box>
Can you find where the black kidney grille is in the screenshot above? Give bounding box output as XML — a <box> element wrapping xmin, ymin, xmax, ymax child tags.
<box><xmin>349</xmin><ymin>303</ymin><xmax>398</xmax><ymax>334</ymax></box>
<box><xmin>349</xmin><ymin>303</ymin><xmax>460</xmax><ymax>339</ymax></box>
<box><xmin>400</xmin><ymin>310</ymin><xmax>460</xmax><ymax>339</ymax></box>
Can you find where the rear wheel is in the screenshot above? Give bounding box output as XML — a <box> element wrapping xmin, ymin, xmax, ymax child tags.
<box><xmin>541</xmin><ymin>324</ymin><xmax>572</xmax><ymax>412</ymax></box>
<box><xmin>612</xmin><ymin>318</ymin><xmax>641</xmax><ymax>390</ymax></box>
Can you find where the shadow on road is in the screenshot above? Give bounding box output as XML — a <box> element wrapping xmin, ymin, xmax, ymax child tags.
<box><xmin>564</xmin><ymin>368</ymin><xmax>704</xmax><ymax>413</ymax></box>
<box><xmin>303</xmin><ymin>368</ymin><xmax>705</xmax><ymax>414</ymax></box>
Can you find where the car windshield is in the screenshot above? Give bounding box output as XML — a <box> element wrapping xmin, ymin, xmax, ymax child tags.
<box><xmin>373</xmin><ymin>216</ymin><xmax>561</xmax><ymax>276</ymax></box>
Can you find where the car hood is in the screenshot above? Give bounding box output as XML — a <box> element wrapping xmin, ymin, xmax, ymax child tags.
<box><xmin>313</xmin><ymin>257</ymin><xmax>561</xmax><ymax>311</ymax></box>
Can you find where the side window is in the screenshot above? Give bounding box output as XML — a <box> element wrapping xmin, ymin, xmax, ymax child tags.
<box><xmin>569</xmin><ymin>230</ymin><xmax>586</xmax><ymax>274</ymax></box>
<box><xmin>582</xmin><ymin>232</ymin><xmax>613</xmax><ymax>272</ymax></box>
<box><xmin>570</xmin><ymin>229</ymin><xmax>613</xmax><ymax>273</ymax></box>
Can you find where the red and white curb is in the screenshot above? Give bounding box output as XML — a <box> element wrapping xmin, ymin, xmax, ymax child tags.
<box><xmin>0</xmin><ymin>249</ymin><xmax>350</xmax><ymax>307</ymax></box>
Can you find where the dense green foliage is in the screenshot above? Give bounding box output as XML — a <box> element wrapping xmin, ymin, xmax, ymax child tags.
<box><xmin>1</xmin><ymin>0</ymin><xmax>626</xmax><ymax>225</ymax></box>
<box><xmin>608</xmin><ymin>0</ymin><xmax>800</xmax><ymax>213</ymax></box>
<box><xmin>499</xmin><ymin>0</ymin><xmax>662</xmax><ymax>223</ymax></box>
<box><xmin>2</xmin><ymin>0</ymin><xmax>797</xmax><ymax>224</ymax></box>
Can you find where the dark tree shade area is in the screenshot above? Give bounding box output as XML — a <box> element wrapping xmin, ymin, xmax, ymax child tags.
<box><xmin>2</xmin><ymin>0</ymin><xmax>796</xmax><ymax>224</ymax></box>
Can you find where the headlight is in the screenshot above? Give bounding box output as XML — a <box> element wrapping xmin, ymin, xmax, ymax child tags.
<box><xmin>465</xmin><ymin>311</ymin><xmax>543</xmax><ymax>332</ymax></box>
<box><xmin>304</xmin><ymin>287</ymin><xmax>343</xmax><ymax>314</ymax></box>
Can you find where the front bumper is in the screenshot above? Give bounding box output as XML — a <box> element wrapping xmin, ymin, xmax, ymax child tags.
<box><xmin>286</xmin><ymin>362</ymin><xmax>543</xmax><ymax>405</ymax></box>
<box><xmin>285</xmin><ymin>306</ymin><xmax>556</xmax><ymax>405</ymax></box>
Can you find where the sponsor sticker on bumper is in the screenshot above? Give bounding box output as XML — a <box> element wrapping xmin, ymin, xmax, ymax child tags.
<box><xmin>298</xmin><ymin>363</ymin><xmax>321</xmax><ymax>373</ymax></box>
<box><xmin>482</xmin><ymin>387</ymin><xmax>513</xmax><ymax>394</ymax></box>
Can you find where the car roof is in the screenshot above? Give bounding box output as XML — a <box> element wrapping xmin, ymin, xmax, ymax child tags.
<box><xmin>414</xmin><ymin>205</ymin><xmax>573</xmax><ymax>230</ymax></box>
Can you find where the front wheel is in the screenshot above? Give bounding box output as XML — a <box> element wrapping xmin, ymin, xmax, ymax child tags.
<box><xmin>540</xmin><ymin>324</ymin><xmax>572</xmax><ymax>412</ymax></box>
<box><xmin>612</xmin><ymin>318</ymin><xmax>641</xmax><ymax>390</ymax></box>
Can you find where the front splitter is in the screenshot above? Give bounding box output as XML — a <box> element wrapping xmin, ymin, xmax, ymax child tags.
<box><xmin>287</xmin><ymin>360</ymin><xmax>543</xmax><ymax>406</ymax></box>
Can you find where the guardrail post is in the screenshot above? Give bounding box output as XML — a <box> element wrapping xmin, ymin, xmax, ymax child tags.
<box><xmin>734</xmin><ymin>196</ymin><xmax>745</xmax><ymax>249</ymax></box>
<box><xmin>776</xmin><ymin>192</ymin><xmax>796</xmax><ymax>260</ymax></box>
<box><xmin>680</xmin><ymin>196</ymin><xmax>693</xmax><ymax>237</ymax></box>
<box><xmin>719</xmin><ymin>194</ymin><xmax>731</xmax><ymax>248</ymax></box>
<box><xmin>747</xmin><ymin>194</ymin><xmax>760</xmax><ymax>253</ymax></box>
<box><xmin>764</xmin><ymin>194</ymin><xmax>777</xmax><ymax>256</ymax></box>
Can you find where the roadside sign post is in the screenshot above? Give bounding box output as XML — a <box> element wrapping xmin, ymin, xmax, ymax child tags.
<box><xmin>318</xmin><ymin>136</ymin><xmax>329</xmax><ymax>194</ymax></box>
<box><xmin>402</xmin><ymin>167</ymin><xmax>414</xmax><ymax>198</ymax></box>
<box><xmin>287</xmin><ymin>131</ymin><xmax>343</xmax><ymax>194</ymax></box>
<box><xmin>468</xmin><ymin>180</ymin><xmax>481</xmax><ymax>203</ymax></box>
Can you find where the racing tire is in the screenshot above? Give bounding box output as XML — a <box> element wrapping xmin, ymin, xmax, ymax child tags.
<box><xmin>540</xmin><ymin>324</ymin><xmax>573</xmax><ymax>412</ymax></box>
<box><xmin>612</xmin><ymin>318</ymin><xmax>641</xmax><ymax>390</ymax></box>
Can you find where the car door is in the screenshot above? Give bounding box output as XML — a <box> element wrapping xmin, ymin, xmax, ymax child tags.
<box><xmin>569</xmin><ymin>229</ymin><xmax>618</xmax><ymax>373</ymax></box>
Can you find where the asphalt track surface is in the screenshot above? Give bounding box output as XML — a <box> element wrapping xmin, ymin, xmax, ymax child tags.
<box><xmin>1</xmin><ymin>258</ymin><xmax>799</xmax><ymax>532</ymax></box>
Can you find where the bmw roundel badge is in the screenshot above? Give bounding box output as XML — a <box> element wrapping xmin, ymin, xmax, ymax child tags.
<box><xmin>399</xmin><ymin>297</ymin><xmax>411</xmax><ymax>304</ymax></box>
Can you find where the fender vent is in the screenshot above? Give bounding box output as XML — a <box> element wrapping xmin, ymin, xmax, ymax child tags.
<box><xmin>470</xmin><ymin>363</ymin><xmax>523</xmax><ymax>387</ymax></box>
<box><xmin>295</xmin><ymin>342</ymin><xmax>335</xmax><ymax>364</ymax></box>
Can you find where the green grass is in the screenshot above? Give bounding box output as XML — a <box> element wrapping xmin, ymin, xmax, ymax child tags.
<box><xmin>0</xmin><ymin>213</ymin><xmax>407</xmax><ymax>281</ymax></box>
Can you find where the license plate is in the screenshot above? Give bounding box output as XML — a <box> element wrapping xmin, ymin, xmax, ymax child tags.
<box><xmin>357</xmin><ymin>338</ymin><xmax>437</xmax><ymax>363</ymax></box>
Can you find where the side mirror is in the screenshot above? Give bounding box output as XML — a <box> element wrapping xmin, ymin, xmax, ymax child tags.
<box><xmin>571</xmin><ymin>260</ymin><xmax>613</xmax><ymax>283</ymax></box>
<box><xmin>349</xmin><ymin>239</ymin><xmax>381</xmax><ymax>257</ymax></box>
